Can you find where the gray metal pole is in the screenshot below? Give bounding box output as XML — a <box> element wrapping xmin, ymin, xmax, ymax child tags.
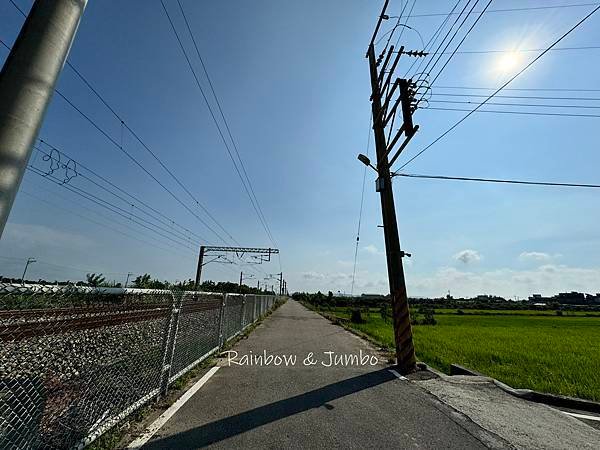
<box><xmin>194</xmin><ymin>245</ymin><xmax>205</xmax><ymax>290</ymax></box>
<box><xmin>0</xmin><ymin>0</ymin><xmax>88</xmax><ymax>239</ymax></box>
<box><xmin>20</xmin><ymin>257</ymin><xmax>36</xmax><ymax>284</ymax></box>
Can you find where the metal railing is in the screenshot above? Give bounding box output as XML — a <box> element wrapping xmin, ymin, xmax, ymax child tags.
<box><xmin>0</xmin><ymin>283</ymin><xmax>281</xmax><ymax>449</ymax></box>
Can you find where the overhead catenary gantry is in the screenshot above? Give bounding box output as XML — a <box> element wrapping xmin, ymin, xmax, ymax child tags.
<box><xmin>194</xmin><ymin>246</ymin><xmax>279</xmax><ymax>290</ymax></box>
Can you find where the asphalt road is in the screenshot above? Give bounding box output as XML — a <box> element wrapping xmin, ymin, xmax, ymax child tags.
<box><xmin>140</xmin><ymin>300</ymin><xmax>511</xmax><ymax>449</ymax></box>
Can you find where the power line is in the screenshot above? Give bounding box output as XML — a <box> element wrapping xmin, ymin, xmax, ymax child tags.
<box><xmin>394</xmin><ymin>172</ymin><xmax>600</xmax><ymax>189</ymax></box>
<box><xmin>3</xmin><ymin>29</ymin><xmax>267</xmax><ymax>279</ymax></box>
<box><xmin>416</xmin><ymin>0</ymin><xmax>477</xmax><ymax>84</ymax></box>
<box><xmin>435</xmin><ymin>85</ymin><xmax>600</xmax><ymax>92</ymax></box>
<box><xmin>19</xmin><ymin>188</ymin><xmax>196</xmax><ymax>259</ymax></box>
<box><xmin>432</xmin><ymin>92</ymin><xmax>600</xmax><ymax>101</ymax></box>
<box><xmin>426</xmin><ymin>45</ymin><xmax>600</xmax><ymax>55</ymax></box>
<box><xmin>429</xmin><ymin>0</ymin><xmax>493</xmax><ymax>88</ymax></box>
<box><xmin>33</xmin><ymin>140</ymin><xmax>210</xmax><ymax>244</ymax></box>
<box><xmin>409</xmin><ymin>2</ymin><xmax>600</xmax><ymax>18</ymax></box>
<box><xmin>429</xmin><ymin>99</ymin><xmax>600</xmax><ymax>109</ymax></box>
<box><xmin>350</xmin><ymin>116</ymin><xmax>372</xmax><ymax>297</ymax></box>
<box><xmin>27</xmin><ymin>166</ymin><xmax>200</xmax><ymax>252</ymax></box>
<box><xmin>5</xmin><ymin>1</ymin><xmax>240</xmax><ymax>246</ymax></box>
<box><xmin>30</xmin><ymin>147</ymin><xmax>200</xmax><ymax>247</ymax></box>
<box><xmin>63</xmin><ymin>65</ymin><xmax>240</xmax><ymax>245</ymax></box>
<box><xmin>394</xmin><ymin>0</ymin><xmax>418</xmax><ymax>48</ymax></box>
<box><xmin>8</xmin><ymin>0</ymin><xmax>26</xmax><ymax>16</ymax></box>
<box><xmin>52</xmin><ymin>87</ymin><xmax>232</xmax><ymax>244</ymax></box>
<box><xmin>399</xmin><ymin>4</ymin><xmax>600</xmax><ymax>170</ymax></box>
<box><xmin>404</xmin><ymin>0</ymin><xmax>463</xmax><ymax>78</ymax></box>
<box><xmin>425</xmin><ymin>106</ymin><xmax>600</xmax><ymax>118</ymax></box>
<box><xmin>160</xmin><ymin>1</ymin><xmax>277</xmax><ymax>249</ymax></box>
<box><xmin>174</xmin><ymin>0</ymin><xmax>277</xmax><ymax>249</ymax></box>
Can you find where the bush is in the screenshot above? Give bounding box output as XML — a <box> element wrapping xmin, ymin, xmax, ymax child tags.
<box><xmin>422</xmin><ymin>310</ymin><xmax>437</xmax><ymax>325</ymax></box>
<box><xmin>380</xmin><ymin>305</ymin><xmax>391</xmax><ymax>322</ymax></box>
<box><xmin>350</xmin><ymin>309</ymin><xmax>366</xmax><ymax>324</ymax></box>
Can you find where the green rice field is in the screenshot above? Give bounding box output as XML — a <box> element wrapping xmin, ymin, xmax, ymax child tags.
<box><xmin>320</xmin><ymin>307</ymin><xmax>600</xmax><ymax>401</ymax></box>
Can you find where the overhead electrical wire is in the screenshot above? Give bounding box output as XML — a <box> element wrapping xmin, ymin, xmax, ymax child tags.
<box><xmin>404</xmin><ymin>0</ymin><xmax>463</xmax><ymax>78</ymax></box>
<box><xmin>5</xmin><ymin>0</ymin><xmax>240</xmax><ymax>247</ymax></box>
<box><xmin>160</xmin><ymin>0</ymin><xmax>277</xmax><ymax>250</ymax></box>
<box><xmin>400</xmin><ymin>4</ymin><xmax>600</xmax><ymax>170</ymax></box>
<box><xmin>2</xmin><ymin>10</ymin><xmax>272</xmax><ymax>281</ymax></box>
<box><xmin>350</xmin><ymin>117</ymin><xmax>372</xmax><ymax>297</ymax></box>
<box><xmin>425</xmin><ymin>106</ymin><xmax>600</xmax><ymax>118</ymax></box>
<box><xmin>431</xmin><ymin>92</ymin><xmax>600</xmax><ymax>101</ymax></box>
<box><xmin>175</xmin><ymin>0</ymin><xmax>278</xmax><ymax>251</ymax></box>
<box><xmin>36</xmin><ymin>141</ymin><xmax>207</xmax><ymax>243</ymax></box>
<box><xmin>33</xmin><ymin>140</ymin><xmax>210</xmax><ymax>244</ymax></box>
<box><xmin>434</xmin><ymin>85</ymin><xmax>600</xmax><ymax>92</ymax></box>
<box><xmin>19</xmin><ymin>190</ymin><xmax>194</xmax><ymax>260</ymax></box>
<box><xmin>394</xmin><ymin>172</ymin><xmax>600</xmax><ymax>189</ymax></box>
<box><xmin>428</xmin><ymin>99</ymin><xmax>600</xmax><ymax>109</ymax></box>
<box><xmin>409</xmin><ymin>2</ymin><xmax>600</xmax><ymax>18</ymax></box>
<box><xmin>428</xmin><ymin>0</ymin><xmax>494</xmax><ymax>87</ymax></box>
<box><xmin>31</xmin><ymin>147</ymin><xmax>200</xmax><ymax>247</ymax></box>
<box><xmin>413</xmin><ymin>0</ymin><xmax>478</xmax><ymax>94</ymax></box>
<box><xmin>425</xmin><ymin>45</ymin><xmax>600</xmax><ymax>55</ymax></box>
<box><xmin>377</xmin><ymin>0</ymin><xmax>411</xmax><ymax>49</ymax></box>
<box><xmin>27</xmin><ymin>166</ymin><xmax>200</xmax><ymax>252</ymax></box>
<box><xmin>394</xmin><ymin>0</ymin><xmax>419</xmax><ymax>48</ymax></box>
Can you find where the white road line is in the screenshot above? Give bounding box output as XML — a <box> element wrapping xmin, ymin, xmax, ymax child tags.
<box><xmin>127</xmin><ymin>366</ymin><xmax>220</xmax><ymax>449</ymax></box>
<box><xmin>562</xmin><ymin>411</ymin><xmax>600</xmax><ymax>422</ymax></box>
<box><xmin>389</xmin><ymin>369</ymin><xmax>408</xmax><ymax>381</ymax></box>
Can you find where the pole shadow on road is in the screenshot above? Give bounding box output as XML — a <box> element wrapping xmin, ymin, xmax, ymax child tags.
<box><xmin>142</xmin><ymin>368</ymin><xmax>396</xmax><ymax>449</ymax></box>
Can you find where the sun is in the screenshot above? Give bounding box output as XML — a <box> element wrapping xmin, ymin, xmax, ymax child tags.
<box><xmin>495</xmin><ymin>51</ymin><xmax>521</xmax><ymax>74</ymax></box>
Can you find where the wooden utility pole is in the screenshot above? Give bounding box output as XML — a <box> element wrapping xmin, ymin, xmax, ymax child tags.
<box><xmin>367</xmin><ymin>42</ymin><xmax>417</xmax><ymax>374</ymax></box>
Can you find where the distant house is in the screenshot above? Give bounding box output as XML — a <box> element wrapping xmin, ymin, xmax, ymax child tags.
<box><xmin>529</xmin><ymin>291</ymin><xmax>596</xmax><ymax>306</ymax></box>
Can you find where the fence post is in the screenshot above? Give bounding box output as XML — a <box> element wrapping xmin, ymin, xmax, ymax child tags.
<box><xmin>217</xmin><ymin>293</ymin><xmax>227</xmax><ymax>348</ymax></box>
<box><xmin>159</xmin><ymin>291</ymin><xmax>182</xmax><ymax>396</ymax></box>
<box><xmin>241</xmin><ymin>294</ymin><xmax>246</xmax><ymax>329</ymax></box>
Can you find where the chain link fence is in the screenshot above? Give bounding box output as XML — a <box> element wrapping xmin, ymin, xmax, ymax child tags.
<box><xmin>0</xmin><ymin>283</ymin><xmax>281</xmax><ymax>449</ymax></box>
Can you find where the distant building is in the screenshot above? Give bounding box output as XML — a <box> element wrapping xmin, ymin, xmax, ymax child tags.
<box><xmin>528</xmin><ymin>291</ymin><xmax>598</xmax><ymax>306</ymax></box>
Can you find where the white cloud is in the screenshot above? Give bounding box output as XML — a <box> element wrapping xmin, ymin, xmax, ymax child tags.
<box><xmin>519</xmin><ymin>251</ymin><xmax>560</xmax><ymax>263</ymax></box>
<box><xmin>408</xmin><ymin>264</ymin><xmax>600</xmax><ymax>298</ymax></box>
<box><xmin>364</xmin><ymin>244</ymin><xmax>383</xmax><ymax>255</ymax></box>
<box><xmin>336</xmin><ymin>259</ymin><xmax>354</xmax><ymax>267</ymax></box>
<box><xmin>454</xmin><ymin>249</ymin><xmax>481</xmax><ymax>265</ymax></box>
<box><xmin>3</xmin><ymin>223</ymin><xmax>94</xmax><ymax>250</ymax></box>
<box><xmin>301</xmin><ymin>271</ymin><xmax>326</xmax><ymax>280</ymax></box>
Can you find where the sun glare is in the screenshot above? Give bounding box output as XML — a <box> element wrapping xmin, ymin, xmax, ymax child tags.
<box><xmin>495</xmin><ymin>51</ymin><xmax>521</xmax><ymax>74</ymax></box>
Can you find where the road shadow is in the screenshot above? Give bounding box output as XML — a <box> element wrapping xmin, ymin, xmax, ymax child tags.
<box><xmin>143</xmin><ymin>368</ymin><xmax>396</xmax><ymax>449</ymax></box>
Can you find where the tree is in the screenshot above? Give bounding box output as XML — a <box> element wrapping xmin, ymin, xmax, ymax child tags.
<box><xmin>132</xmin><ymin>274</ymin><xmax>151</xmax><ymax>288</ymax></box>
<box><xmin>86</xmin><ymin>273</ymin><xmax>106</xmax><ymax>287</ymax></box>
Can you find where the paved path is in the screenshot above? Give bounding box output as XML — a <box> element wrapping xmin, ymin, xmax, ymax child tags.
<box><xmin>140</xmin><ymin>301</ymin><xmax>509</xmax><ymax>449</ymax></box>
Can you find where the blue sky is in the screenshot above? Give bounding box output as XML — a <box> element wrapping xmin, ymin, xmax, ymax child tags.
<box><xmin>1</xmin><ymin>0</ymin><xmax>600</xmax><ymax>298</ymax></box>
